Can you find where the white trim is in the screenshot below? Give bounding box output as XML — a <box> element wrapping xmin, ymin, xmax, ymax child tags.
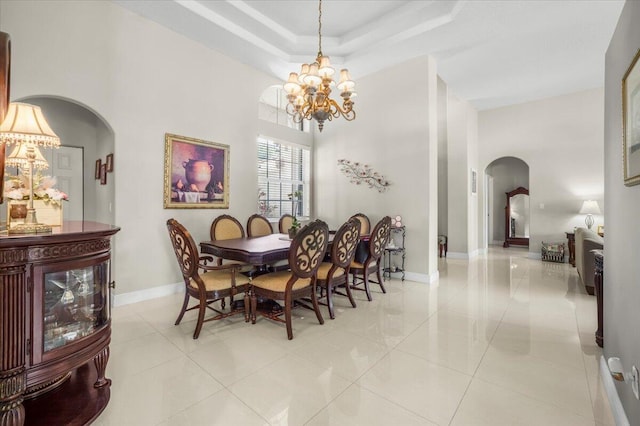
<box><xmin>477</xmin><ymin>247</ymin><xmax>488</xmax><ymax>256</ymax></box>
<box><xmin>600</xmin><ymin>355</ymin><xmax>630</xmax><ymax>426</ymax></box>
<box><xmin>447</xmin><ymin>252</ymin><xmax>469</xmax><ymax>259</ymax></box>
<box><xmin>468</xmin><ymin>249</ymin><xmax>479</xmax><ymax>259</ymax></box>
<box><xmin>403</xmin><ymin>270</ymin><xmax>439</xmax><ymax>283</ymax></box>
<box><xmin>113</xmin><ymin>282</ymin><xmax>183</xmax><ymax>307</ymax></box>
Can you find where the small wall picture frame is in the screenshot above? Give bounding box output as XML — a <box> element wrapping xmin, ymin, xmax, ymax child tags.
<box><xmin>100</xmin><ymin>164</ymin><xmax>107</xmax><ymax>185</ymax></box>
<box><xmin>106</xmin><ymin>153</ymin><xmax>114</xmax><ymax>172</ymax></box>
<box><xmin>95</xmin><ymin>159</ymin><xmax>102</xmax><ymax>179</ymax></box>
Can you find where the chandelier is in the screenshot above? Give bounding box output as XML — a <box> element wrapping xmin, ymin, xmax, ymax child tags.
<box><xmin>283</xmin><ymin>0</ymin><xmax>356</xmax><ymax>132</ymax></box>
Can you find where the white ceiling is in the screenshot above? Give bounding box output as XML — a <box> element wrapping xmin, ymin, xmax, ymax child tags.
<box><xmin>114</xmin><ymin>0</ymin><xmax>624</xmax><ymax>110</ymax></box>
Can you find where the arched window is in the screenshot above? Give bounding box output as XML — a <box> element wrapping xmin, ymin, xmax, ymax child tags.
<box><xmin>258</xmin><ymin>85</ymin><xmax>309</xmax><ymax>132</ymax></box>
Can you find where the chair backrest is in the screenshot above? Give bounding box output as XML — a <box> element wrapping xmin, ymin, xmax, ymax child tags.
<box><xmin>289</xmin><ymin>219</ymin><xmax>329</xmax><ymax>279</ymax></box>
<box><xmin>166</xmin><ymin>218</ymin><xmax>199</xmax><ymax>281</ymax></box>
<box><xmin>349</xmin><ymin>213</ymin><xmax>371</xmax><ymax>236</ymax></box>
<box><xmin>210</xmin><ymin>214</ymin><xmax>245</xmax><ymax>241</ymax></box>
<box><xmin>278</xmin><ymin>214</ymin><xmax>295</xmax><ymax>234</ymax></box>
<box><xmin>331</xmin><ymin>218</ymin><xmax>361</xmax><ymax>269</ymax></box>
<box><xmin>247</xmin><ymin>214</ymin><xmax>273</xmax><ymax>237</ymax></box>
<box><xmin>368</xmin><ymin>216</ymin><xmax>392</xmax><ymax>261</ymax></box>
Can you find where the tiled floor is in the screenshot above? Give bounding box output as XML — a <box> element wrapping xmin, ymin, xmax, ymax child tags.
<box><xmin>95</xmin><ymin>247</ymin><xmax>614</xmax><ymax>425</ymax></box>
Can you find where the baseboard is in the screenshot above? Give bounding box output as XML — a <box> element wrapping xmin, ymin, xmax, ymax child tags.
<box><xmin>113</xmin><ymin>282</ymin><xmax>183</xmax><ymax>307</ymax></box>
<box><xmin>447</xmin><ymin>252</ymin><xmax>468</xmax><ymax>259</ymax></box>
<box><xmin>402</xmin><ymin>271</ymin><xmax>436</xmax><ymax>283</ymax></box>
<box><xmin>477</xmin><ymin>247</ymin><xmax>487</xmax><ymax>256</ymax></box>
<box><xmin>600</xmin><ymin>355</ymin><xmax>630</xmax><ymax>426</ymax></box>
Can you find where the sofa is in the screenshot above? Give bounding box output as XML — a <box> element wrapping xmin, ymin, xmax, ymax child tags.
<box><xmin>575</xmin><ymin>227</ymin><xmax>604</xmax><ymax>295</ymax></box>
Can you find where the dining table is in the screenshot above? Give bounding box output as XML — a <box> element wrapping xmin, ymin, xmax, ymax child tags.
<box><xmin>200</xmin><ymin>233</ymin><xmax>295</xmax><ymax>265</ymax></box>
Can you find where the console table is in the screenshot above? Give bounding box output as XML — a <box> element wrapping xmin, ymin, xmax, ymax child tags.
<box><xmin>0</xmin><ymin>221</ymin><xmax>120</xmax><ymax>426</ymax></box>
<box><xmin>566</xmin><ymin>231</ymin><xmax>576</xmax><ymax>266</ymax></box>
<box><xmin>593</xmin><ymin>249</ymin><xmax>603</xmax><ymax>348</ymax></box>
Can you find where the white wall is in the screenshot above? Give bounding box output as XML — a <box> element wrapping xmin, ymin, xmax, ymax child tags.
<box><xmin>604</xmin><ymin>1</ymin><xmax>640</xmax><ymax>423</ymax></box>
<box><xmin>478</xmin><ymin>88</ymin><xmax>605</xmax><ymax>255</ymax></box>
<box><xmin>0</xmin><ymin>1</ymin><xmax>305</xmax><ymax>295</ymax></box>
<box><xmin>446</xmin><ymin>92</ymin><xmax>479</xmax><ymax>257</ymax></box>
<box><xmin>314</xmin><ymin>56</ymin><xmax>438</xmax><ymax>281</ymax></box>
<box><xmin>437</xmin><ymin>78</ymin><xmax>448</xmax><ymax>237</ymax></box>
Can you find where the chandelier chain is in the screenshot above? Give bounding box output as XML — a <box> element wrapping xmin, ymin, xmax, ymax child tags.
<box><xmin>318</xmin><ymin>0</ymin><xmax>322</xmax><ymax>56</ymax></box>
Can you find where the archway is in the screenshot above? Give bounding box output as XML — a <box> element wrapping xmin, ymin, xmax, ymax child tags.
<box><xmin>484</xmin><ymin>156</ymin><xmax>529</xmax><ymax>247</ymax></box>
<box><xmin>12</xmin><ymin>96</ymin><xmax>115</xmax><ymax>224</ymax></box>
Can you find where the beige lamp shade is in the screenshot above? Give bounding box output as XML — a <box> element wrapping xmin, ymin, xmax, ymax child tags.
<box><xmin>579</xmin><ymin>200</ymin><xmax>601</xmax><ymax>215</ymax></box>
<box><xmin>6</xmin><ymin>143</ymin><xmax>49</xmax><ymax>170</ymax></box>
<box><xmin>0</xmin><ymin>102</ymin><xmax>60</xmax><ymax>147</ymax></box>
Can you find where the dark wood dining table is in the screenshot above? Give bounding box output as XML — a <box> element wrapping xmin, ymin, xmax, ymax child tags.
<box><xmin>200</xmin><ymin>233</ymin><xmax>294</xmax><ymax>265</ymax></box>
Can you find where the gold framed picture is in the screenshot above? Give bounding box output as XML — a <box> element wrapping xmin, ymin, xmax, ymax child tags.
<box><xmin>622</xmin><ymin>49</ymin><xmax>640</xmax><ymax>186</ymax></box>
<box><xmin>597</xmin><ymin>225</ymin><xmax>604</xmax><ymax>237</ymax></box>
<box><xmin>163</xmin><ymin>133</ymin><xmax>230</xmax><ymax>209</ymax></box>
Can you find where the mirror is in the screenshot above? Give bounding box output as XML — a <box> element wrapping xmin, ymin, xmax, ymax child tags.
<box><xmin>503</xmin><ymin>186</ymin><xmax>529</xmax><ymax>247</ymax></box>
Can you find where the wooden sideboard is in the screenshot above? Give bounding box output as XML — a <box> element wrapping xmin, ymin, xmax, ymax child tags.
<box><xmin>566</xmin><ymin>231</ymin><xmax>576</xmax><ymax>266</ymax></box>
<box><xmin>594</xmin><ymin>249</ymin><xmax>604</xmax><ymax>348</ymax></box>
<box><xmin>0</xmin><ymin>221</ymin><xmax>120</xmax><ymax>426</ymax></box>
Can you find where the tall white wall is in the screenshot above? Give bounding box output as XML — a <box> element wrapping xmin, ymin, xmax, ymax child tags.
<box><xmin>0</xmin><ymin>1</ymin><xmax>311</xmax><ymax>295</ymax></box>
<box><xmin>446</xmin><ymin>92</ymin><xmax>479</xmax><ymax>257</ymax></box>
<box><xmin>437</xmin><ymin>78</ymin><xmax>448</xmax><ymax>237</ymax></box>
<box><xmin>478</xmin><ymin>88</ymin><xmax>605</xmax><ymax>255</ymax></box>
<box><xmin>604</xmin><ymin>1</ymin><xmax>640</xmax><ymax>423</ymax></box>
<box><xmin>315</xmin><ymin>56</ymin><xmax>438</xmax><ymax>281</ymax></box>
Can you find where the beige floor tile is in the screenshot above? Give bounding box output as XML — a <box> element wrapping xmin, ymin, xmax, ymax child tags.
<box><xmin>358</xmin><ymin>350</ymin><xmax>472</xmax><ymax>425</ymax></box>
<box><xmin>476</xmin><ymin>346</ymin><xmax>594</xmax><ymax>418</ymax></box>
<box><xmin>229</xmin><ymin>354</ymin><xmax>351</xmax><ymax>425</ymax></box>
<box><xmin>99</xmin><ymin>356</ymin><xmax>224</xmax><ymax>425</ymax></box>
<box><xmin>307</xmin><ymin>384</ymin><xmax>437</xmax><ymax>426</ymax></box>
<box><xmin>159</xmin><ymin>389</ymin><xmax>268</xmax><ymax>426</ymax></box>
<box><xmin>451</xmin><ymin>378</ymin><xmax>596</xmax><ymax>426</ymax></box>
<box><xmin>107</xmin><ymin>332</ymin><xmax>183</xmax><ymax>381</ymax></box>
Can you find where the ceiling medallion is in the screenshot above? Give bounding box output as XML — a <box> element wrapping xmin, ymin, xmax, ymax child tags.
<box><xmin>283</xmin><ymin>0</ymin><xmax>356</xmax><ymax>132</ymax></box>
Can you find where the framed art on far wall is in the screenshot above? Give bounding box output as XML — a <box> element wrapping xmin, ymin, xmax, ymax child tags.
<box><xmin>95</xmin><ymin>159</ymin><xmax>102</xmax><ymax>179</ymax></box>
<box><xmin>622</xmin><ymin>48</ymin><xmax>640</xmax><ymax>186</ymax></box>
<box><xmin>106</xmin><ymin>153</ymin><xmax>114</xmax><ymax>172</ymax></box>
<box><xmin>100</xmin><ymin>164</ymin><xmax>107</xmax><ymax>185</ymax></box>
<box><xmin>163</xmin><ymin>133</ymin><xmax>230</xmax><ymax>209</ymax></box>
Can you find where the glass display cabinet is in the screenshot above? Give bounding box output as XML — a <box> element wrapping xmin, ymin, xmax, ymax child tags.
<box><xmin>0</xmin><ymin>222</ymin><xmax>119</xmax><ymax>426</ymax></box>
<box><xmin>42</xmin><ymin>262</ymin><xmax>110</xmax><ymax>354</ymax></box>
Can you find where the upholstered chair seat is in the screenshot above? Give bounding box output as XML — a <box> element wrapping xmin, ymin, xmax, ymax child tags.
<box><xmin>167</xmin><ymin>218</ymin><xmax>250</xmax><ymax>339</ymax></box>
<box><xmin>317</xmin><ymin>219</ymin><xmax>360</xmax><ymax>319</ymax></box>
<box><xmin>350</xmin><ymin>216</ymin><xmax>391</xmax><ymax>301</ymax></box>
<box><xmin>250</xmin><ymin>220</ymin><xmax>329</xmax><ymax>340</ymax></box>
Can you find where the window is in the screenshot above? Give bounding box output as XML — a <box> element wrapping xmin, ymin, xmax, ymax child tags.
<box><xmin>257</xmin><ymin>136</ymin><xmax>310</xmax><ymax>219</ymax></box>
<box><xmin>258</xmin><ymin>86</ymin><xmax>309</xmax><ymax>132</ymax></box>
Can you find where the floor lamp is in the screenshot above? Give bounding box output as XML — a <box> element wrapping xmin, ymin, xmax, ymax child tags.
<box><xmin>0</xmin><ymin>102</ymin><xmax>60</xmax><ymax>234</ymax></box>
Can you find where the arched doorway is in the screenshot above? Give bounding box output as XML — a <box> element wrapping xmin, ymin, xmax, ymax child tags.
<box><xmin>12</xmin><ymin>96</ymin><xmax>115</xmax><ymax>224</ymax></box>
<box><xmin>484</xmin><ymin>157</ymin><xmax>529</xmax><ymax>247</ymax></box>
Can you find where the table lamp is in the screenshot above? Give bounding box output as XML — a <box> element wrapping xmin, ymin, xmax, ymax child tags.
<box><xmin>0</xmin><ymin>102</ymin><xmax>60</xmax><ymax>233</ymax></box>
<box><xmin>579</xmin><ymin>200</ymin><xmax>601</xmax><ymax>230</ymax></box>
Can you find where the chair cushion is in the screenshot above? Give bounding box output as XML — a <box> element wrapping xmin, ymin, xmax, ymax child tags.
<box><xmin>316</xmin><ymin>262</ymin><xmax>345</xmax><ymax>280</ymax></box>
<box><xmin>214</xmin><ymin>219</ymin><xmax>243</xmax><ymax>240</ymax></box>
<box><xmin>189</xmin><ymin>269</ymin><xmax>249</xmax><ymax>292</ymax></box>
<box><xmin>251</xmin><ymin>270</ymin><xmax>311</xmax><ymax>292</ymax></box>
<box><xmin>350</xmin><ymin>260</ymin><xmax>377</xmax><ymax>269</ymax></box>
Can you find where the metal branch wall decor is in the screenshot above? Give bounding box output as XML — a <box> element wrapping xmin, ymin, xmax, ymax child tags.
<box><xmin>337</xmin><ymin>159</ymin><xmax>390</xmax><ymax>192</ymax></box>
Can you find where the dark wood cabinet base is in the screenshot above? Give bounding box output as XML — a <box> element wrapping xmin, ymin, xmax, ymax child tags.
<box><xmin>23</xmin><ymin>363</ymin><xmax>110</xmax><ymax>426</ymax></box>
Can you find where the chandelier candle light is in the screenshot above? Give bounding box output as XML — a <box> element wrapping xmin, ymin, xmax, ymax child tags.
<box><xmin>283</xmin><ymin>0</ymin><xmax>356</xmax><ymax>132</ymax></box>
<box><xmin>0</xmin><ymin>102</ymin><xmax>61</xmax><ymax>234</ymax></box>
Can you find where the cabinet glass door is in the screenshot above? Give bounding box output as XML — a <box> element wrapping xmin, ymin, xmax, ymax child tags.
<box><xmin>43</xmin><ymin>261</ymin><xmax>110</xmax><ymax>352</ymax></box>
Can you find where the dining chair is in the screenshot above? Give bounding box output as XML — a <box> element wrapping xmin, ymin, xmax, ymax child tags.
<box><xmin>210</xmin><ymin>214</ymin><xmax>245</xmax><ymax>266</ymax></box>
<box><xmin>349</xmin><ymin>212</ymin><xmax>371</xmax><ymax>236</ymax></box>
<box><xmin>316</xmin><ymin>218</ymin><xmax>360</xmax><ymax>319</ymax></box>
<box><xmin>247</xmin><ymin>213</ymin><xmax>273</xmax><ymax>237</ymax></box>
<box><xmin>278</xmin><ymin>214</ymin><xmax>294</xmax><ymax>234</ymax></box>
<box><xmin>166</xmin><ymin>218</ymin><xmax>250</xmax><ymax>339</ymax></box>
<box><xmin>250</xmin><ymin>219</ymin><xmax>329</xmax><ymax>340</ymax></box>
<box><xmin>350</xmin><ymin>216</ymin><xmax>391</xmax><ymax>301</ymax></box>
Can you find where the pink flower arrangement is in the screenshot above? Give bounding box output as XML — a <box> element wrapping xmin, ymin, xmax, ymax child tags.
<box><xmin>4</xmin><ymin>171</ymin><xmax>69</xmax><ymax>206</ymax></box>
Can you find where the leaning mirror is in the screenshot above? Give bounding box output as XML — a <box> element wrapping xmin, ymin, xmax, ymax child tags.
<box><xmin>503</xmin><ymin>187</ymin><xmax>529</xmax><ymax>248</ymax></box>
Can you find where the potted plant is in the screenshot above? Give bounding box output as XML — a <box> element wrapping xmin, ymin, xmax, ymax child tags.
<box><xmin>288</xmin><ymin>217</ymin><xmax>301</xmax><ymax>239</ymax></box>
